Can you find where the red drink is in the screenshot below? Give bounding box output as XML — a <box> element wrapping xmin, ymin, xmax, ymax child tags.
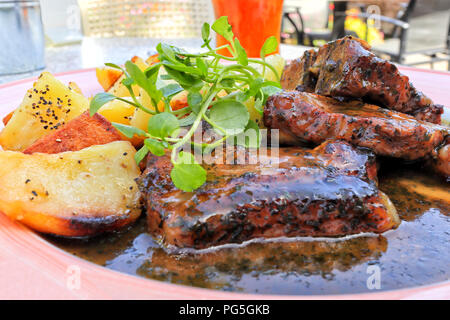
<box><xmin>211</xmin><ymin>0</ymin><xmax>284</xmax><ymax>57</ymax></box>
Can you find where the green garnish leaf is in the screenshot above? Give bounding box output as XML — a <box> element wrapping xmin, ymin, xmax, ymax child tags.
<box><xmin>235</xmin><ymin>119</ymin><xmax>261</xmax><ymax>148</ymax></box>
<box><xmin>122</xmin><ymin>77</ymin><xmax>134</xmax><ymax>86</ymax></box>
<box><xmin>156</xmin><ymin>43</ymin><xmax>177</xmax><ymax>63</ymax></box>
<box><xmin>201</xmin><ymin>22</ymin><xmax>210</xmax><ymax>43</ymax></box>
<box><xmin>97</xmin><ymin>16</ymin><xmax>284</xmax><ymax>192</ymax></box>
<box><xmin>178</xmin><ymin>113</ymin><xmax>196</xmax><ymax>127</ymax></box>
<box><xmin>261</xmin><ymin>84</ymin><xmax>283</xmax><ymax>103</ymax></box>
<box><xmin>234</xmin><ymin>38</ymin><xmax>248</xmax><ymax>66</ymax></box>
<box><xmin>125</xmin><ymin>60</ymin><xmax>162</xmax><ymax>106</ymax></box>
<box><xmin>220</xmin><ymin>78</ymin><xmax>235</xmax><ymax>89</ymax></box>
<box><xmin>260</xmin><ymin>36</ymin><xmax>278</xmax><ymax>58</ymax></box>
<box><xmin>164</xmin><ymin>66</ymin><xmax>202</xmax><ymax>89</ymax></box>
<box><xmin>134</xmin><ymin>145</ymin><xmax>149</xmax><ymax>165</ymax></box>
<box><xmin>112</xmin><ymin>122</ymin><xmax>147</xmax><ymax>138</ymax></box>
<box><xmin>148</xmin><ymin>112</ymin><xmax>180</xmax><ymax>138</ymax></box>
<box><xmin>212</xmin><ymin>16</ymin><xmax>234</xmax><ymax>42</ymax></box>
<box><xmin>254</xmin><ymin>96</ymin><xmax>264</xmax><ymax>114</ymax></box>
<box><xmin>209</xmin><ymin>100</ymin><xmax>249</xmax><ymax>135</ymax></box>
<box><xmin>171</xmin><ymin>152</ymin><xmax>206</xmax><ymax>192</ymax></box>
<box><xmin>144</xmin><ymin>63</ymin><xmax>162</xmax><ymax>78</ymax></box>
<box><xmin>160</xmin><ymin>83</ymin><xmax>183</xmax><ymax>98</ymax></box>
<box><xmin>144</xmin><ymin>138</ymin><xmax>165</xmax><ymax>156</ymax></box>
<box><xmin>89</xmin><ymin>92</ymin><xmax>117</xmax><ymax>116</ymax></box>
<box><xmin>196</xmin><ymin>57</ymin><xmax>208</xmax><ymax>76</ymax></box>
<box><xmin>105</xmin><ymin>63</ymin><xmax>124</xmax><ymax>71</ymax></box>
<box><xmin>188</xmin><ymin>91</ymin><xmax>203</xmax><ymax>114</ymax></box>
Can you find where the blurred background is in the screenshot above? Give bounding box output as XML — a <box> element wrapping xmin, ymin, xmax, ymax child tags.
<box><xmin>0</xmin><ymin>0</ymin><xmax>449</xmax><ymax>81</ymax></box>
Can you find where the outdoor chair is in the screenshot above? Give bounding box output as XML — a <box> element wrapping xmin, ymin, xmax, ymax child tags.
<box><xmin>340</xmin><ymin>0</ymin><xmax>450</xmax><ymax>69</ymax></box>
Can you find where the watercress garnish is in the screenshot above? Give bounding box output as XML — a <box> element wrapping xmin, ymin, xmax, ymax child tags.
<box><xmin>90</xmin><ymin>16</ymin><xmax>281</xmax><ymax>192</ymax></box>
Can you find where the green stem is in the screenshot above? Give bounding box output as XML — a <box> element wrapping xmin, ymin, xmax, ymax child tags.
<box><xmin>248</xmin><ymin>58</ymin><xmax>280</xmax><ymax>81</ymax></box>
<box><xmin>202</xmin><ymin>113</ymin><xmax>226</xmax><ymax>135</ymax></box>
<box><xmin>115</xmin><ymin>96</ymin><xmax>156</xmax><ymax>115</ymax></box>
<box><xmin>170</xmin><ymin>87</ymin><xmax>219</xmax><ymax>163</ymax></box>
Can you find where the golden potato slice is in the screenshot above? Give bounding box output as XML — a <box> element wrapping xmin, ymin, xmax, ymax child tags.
<box><xmin>0</xmin><ymin>72</ymin><xmax>89</xmax><ymax>151</ymax></box>
<box><xmin>0</xmin><ymin>141</ymin><xmax>141</xmax><ymax>237</ymax></box>
<box><xmin>96</xmin><ymin>66</ymin><xmax>123</xmax><ymax>91</ymax></box>
<box><xmin>129</xmin><ymin>89</ymin><xmax>165</xmax><ymax>133</ymax></box>
<box><xmin>98</xmin><ymin>98</ymin><xmax>136</xmax><ymax>125</ymax></box>
<box><xmin>97</xmin><ymin>98</ymin><xmax>144</xmax><ymax>146</ymax></box>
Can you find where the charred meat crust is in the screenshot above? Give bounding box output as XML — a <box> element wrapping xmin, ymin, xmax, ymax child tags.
<box><xmin>264</xmin><ymin>91</ymin><xmax>449</xmax><ymax>161</ymax></box>
<box><xmin>137</xmin><ymin>141</ymin><xmax>399</xmax><ymax>249</ymax></box>
<box><xmin>280</xmin><ymin>36</ymin><xmax>443</xmax><ymax>124</ymax></box>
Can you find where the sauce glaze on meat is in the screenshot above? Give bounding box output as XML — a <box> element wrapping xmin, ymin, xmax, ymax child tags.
<box><xmin>281</xmin><ymin>36</ymin><xmax>443</xmax><ymax>124</ymax></box>
<box><xmin>137</xmin><ymin>141</ymin><xmax>399</xmax><ymax>249</ymax></box>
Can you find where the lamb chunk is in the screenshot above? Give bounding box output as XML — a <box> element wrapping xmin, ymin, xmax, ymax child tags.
<box><xmin>137</xmin><ymin>141</ymin><xmax>400</xmax><ymax>249</ymax></box>
<box><xmin>280</xmin><ymin>36</ymin><xmax>444</xmax><ymax>124</ymax></box>
<box><xmin>264</xmin><ymin>91</ymin><xmax>449</xmax><ymax>161</ymax></box>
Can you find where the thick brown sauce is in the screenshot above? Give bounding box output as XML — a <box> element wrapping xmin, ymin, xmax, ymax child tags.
<box><xmin>46</xmin><ymin>163</ymin><xmax>450</xmax><ymax>295</ymax></box>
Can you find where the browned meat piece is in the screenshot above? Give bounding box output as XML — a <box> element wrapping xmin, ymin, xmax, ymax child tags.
<box><xmin>280</xmin><ymin>36</ymin><xmax>444</xmax><ymax>124</ymax></box>
<box><xmin>281</xmin><ymin>48</ymin><xmax>317</xmax><ymax>92</ymax></box>
<box><xmin>264</xmin><ymin>91</ymin><xmax>449</xmax><ymax>162</ymax></box>
<box><xmin>137</xmin><ymin>141</ymin><xmax>400</xmax><ymax>249</ymax></box>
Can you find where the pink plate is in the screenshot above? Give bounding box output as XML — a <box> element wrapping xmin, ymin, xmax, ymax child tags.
<box><xmin>0</xmin><ymin>67</ymin><xmax>449</xmax><ymax>299</ymax></box>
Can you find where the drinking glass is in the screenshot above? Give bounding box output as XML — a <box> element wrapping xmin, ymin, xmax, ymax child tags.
<box><xmin>211</xmin><ymin>0</ymin><xmax>284</xmax><ymax>57</ymax></box>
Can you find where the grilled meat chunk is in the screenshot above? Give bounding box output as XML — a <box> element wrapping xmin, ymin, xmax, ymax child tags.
<box><xmin>264</xmin><ymin>91</ymin><xmax>449</xmax><ymax>162</ymax></box>
<box><xmin>281</xmin><ymin>48</ymin><xmax>318</xmax><ymax>92</ymax></box>
<box><xmin>137</xmin><ymin>141</ymin><xmax>400</xmax><ymax>249</ymax></box>
<box><xmin>281</xmin><ymin>36</ymin><xmax>443</xmax><ymax>124</ymax></box>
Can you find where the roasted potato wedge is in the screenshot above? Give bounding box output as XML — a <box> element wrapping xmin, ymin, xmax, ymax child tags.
<box><xmin>23</xmin><ymin>111</ymin><xmax>122</xmax><ymax>154</ymax></box>
<box><xmin>96</xmin><ymin>66</ymin><xmax>123</xmax><ymax>91</ymax></box>
<box><xmin>98</xmin><ymin>98</ymin><xmax>136</xmax><ymax>125</ymax></box>
<box><xmin>96</xmin><ymin>98</ymin><xmax>146</xmax><ymax>146</ymax></box>
<box><xmin>0</xmin><ymin>72</ymin><xmax>89</xmax><ymax>151</ymax></box>
<box><xmin>0</xmin><ymin>141</ymin><xmax>141</xmax><ymax>237</ymax></box>
<box><xmin>129</xmin><ymin>89</ymin><xmax>165</xmax><ymax>134</ymax></box>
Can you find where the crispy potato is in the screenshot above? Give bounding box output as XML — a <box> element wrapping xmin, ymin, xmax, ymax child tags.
<box><xmin>131</xmin><ymin>55</ymin><xmax>148</xmax><ymax>69</ymax></box>
<box><xmin>0</xmin><ymin>141</ymin><xmax>141</xmax><ymax>237</ymax></box>
<box><xmin>145</xmin><ymin>53</ymin><xmax>159</xmax><ymax>66</ymax></box>
<box><xmin>98</xmin><ymin>98</ymin><xmax>136</xmax><ymax>125</ymax></box>
<box><xmin>170</xmin><ymin>90</ymin><xmax>189</xmax><ymax>111</ymax></box>
<box><xmin>129</xmin><ymin>89</ymin><xmax>165</xmax><ymax>134</ymax></box>
<box><xmin>97</xmin><ymin>98</ymin><xmax>144</xmax><ymax>146</ymax></box>
<box><xmin>0</xmin><ymin>72</ymin><xmax>89</xmax><ymax>151</ymax></box>
<box><xmin>96</xmin><ymin>67</ymin><xmax>123</xmax><ymax>91</ymax></box>
<box><xmin>23</xmin><ymin>111</ymin><xmax>122</xmax><ymax>154</ymax></box>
